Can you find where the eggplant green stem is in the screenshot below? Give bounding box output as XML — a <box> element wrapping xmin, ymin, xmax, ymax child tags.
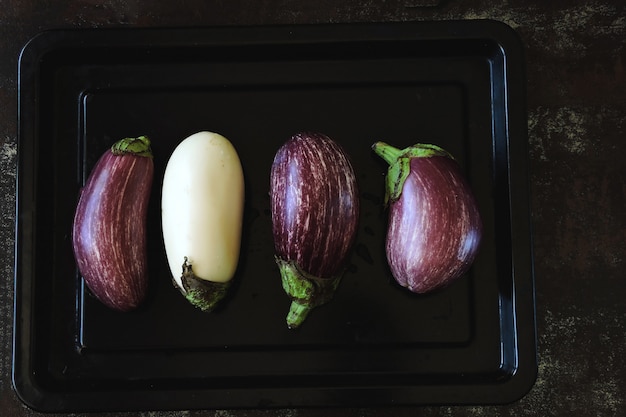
<box><xmin>111</xmin><ymin>135</ymin><xmax>153</xmax><ymax>158</ymax></box>
<box><xmin>372</xmin><ymin>141</ymin><xmax>454</xmax><ymax>204</ymax></box>
<box><xmin>276</xmin><ymin>257</ymin><xmax>342</xmax><ymax>329</ymax></box>
<box><xmin>178</xmin><ymin>257</ymin><xmax>230</xmax><ymax>312</ymax></box>
<box><xmin>286</xmin><ymin>301</ymin><xmax>311</xmax><ymax>329</ymax></box>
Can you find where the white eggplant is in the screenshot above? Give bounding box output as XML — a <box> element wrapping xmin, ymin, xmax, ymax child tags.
<box><xmin>161</xmin><ymin>131</ymin><xmax>245</xmax><ymax>311</ymax></box>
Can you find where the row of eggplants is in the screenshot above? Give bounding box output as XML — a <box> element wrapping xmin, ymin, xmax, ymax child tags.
<box><xmin>72</xmin><ymin>131</ymin><xmax>483</xmax><ymax>329</ymax></box>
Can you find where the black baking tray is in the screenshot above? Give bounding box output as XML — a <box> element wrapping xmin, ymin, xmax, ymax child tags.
<box><xmin>14</xmin><ymin>20</ymin><xmax>536</xmax><ymax>412</ymax></box>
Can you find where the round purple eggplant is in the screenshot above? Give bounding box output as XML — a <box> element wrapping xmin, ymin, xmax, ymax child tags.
<box><xmin>270</xmin><ymin>132</ymin><xmax>359</xmax><ymax>329</ymax></box>
<box><xmin>72</xmin><ymin>136</ymin><xmax>154</xmax><ymax>311</ymax></box>
<box><xmin>372</xmin><ymin>142</ymin><xmax>482</xmax><ymax>294</ymax></box>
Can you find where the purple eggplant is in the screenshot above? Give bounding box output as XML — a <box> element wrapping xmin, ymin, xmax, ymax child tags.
<box><xmin>372</xmin><ymin>142</ymin><xmax>482</xmax><ymax>293</ymax></box>
<box><xmin>72</xmin><ymin>136</ymin><xmax>154</xmax><ymax>311</ymax></box>
<box><xmin>270</xmin><ymin>132</ymin><xmax>359</xmax><ymax>328</ymax></box>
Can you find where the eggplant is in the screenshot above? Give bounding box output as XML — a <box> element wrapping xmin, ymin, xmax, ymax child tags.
<box><xmin>372</xmin><ymin>142</ymin><xmax>482</xmax><ymax>293</ymax></box>
<box><xmin>72</xmin><ymin>136</ymin><xmax>154</xmax><ymax>311</ymax></box>
<box><xmin>161</xmin><ymin>131</ymin><xmax>245</xmax><ymax>312</ymax></box>
<box><xmin>270</xmin><ymin>132</ymin><xmax>359</xmax><ymax>329</ymax></box>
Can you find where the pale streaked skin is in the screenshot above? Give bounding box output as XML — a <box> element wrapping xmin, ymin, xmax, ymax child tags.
<box><xmin>270</xmin><ymin>132</ymin><xmax>359</xmax><ymax>279</ymax></box>
<box><xmin>72</xmin><ymin>147</ymin><xmax>153</xmax><ymax>311</ymax></box>
<box><xmin>386</xmin><ymin>156</ymin><xmax>482</xmax><ymax>293</ymax></box>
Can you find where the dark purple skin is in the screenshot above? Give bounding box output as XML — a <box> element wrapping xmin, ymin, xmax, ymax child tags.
<box><xmin>271</xmin><ymin>132</ymin><xmax>359</xmax><ymax>279</ymax></box>
<box><xmin>270</xmin><ymin>132</ymin><xmax>359</xmax><ymax>328</ymax></box>
<box><xmin>72</xmin><ymin>137</ymin><xmax>153</xmax><ymax>311</ymax></box>
<box><xmin>374</xmin><ymin>142</ymin><xmax>482</xmax><ymax>294</ymax></box>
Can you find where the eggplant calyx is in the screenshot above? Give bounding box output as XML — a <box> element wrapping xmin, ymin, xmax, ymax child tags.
<box><xmin>372</xmin><ymin>141</ymin><xmax>454</xmax><ymax>204</ymax></box>
<box><xmin>275</xmin><ymin>257</ymin><xmax>342</xmax><ymax>329</ymax></box>
<box><xmin>178</xmin><ymin>257</ymin><xmax>230</xmax><ymax>312</ymax></box>
<box><xmin>111</xmin><ymin>136</ymin><xmax>153</xmax><ymax>158</ymax></box>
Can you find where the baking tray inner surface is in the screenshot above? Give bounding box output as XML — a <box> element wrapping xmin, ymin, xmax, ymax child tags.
<box><xmin>14</xmin><ymin>21</ymin><xmax>536</xmax><ymax>411</ymax></box>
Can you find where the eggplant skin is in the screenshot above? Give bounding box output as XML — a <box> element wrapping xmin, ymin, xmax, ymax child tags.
<box><xmin>386</xmin><ymin>154</ymin><xmax>482</xmax><ymax>293</ymax></box>
<box><xmin>270</xmin><ymin>132</ymin><xmax>359</xmax><ymax>279</ymax></box>
<box><xmin>72</xmin><ymin>137</ymin><xmax>153</xmax><ymax>312</ymax></box>
<box><xmin>373</xmin><ymin>142</ymin><xmax>482</xmax><ymax>294</ymax></box>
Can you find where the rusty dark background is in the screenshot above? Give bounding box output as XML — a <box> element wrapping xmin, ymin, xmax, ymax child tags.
<box><xmin>1</xmin><ymin>0</ymin><xmax>624</xmax><ymax>416</ymax></box>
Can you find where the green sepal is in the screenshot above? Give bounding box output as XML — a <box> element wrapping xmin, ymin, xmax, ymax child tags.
<box><xmin>177</xmin><ymin>257</ymin><xmax>231</xmax><ymax>312</ymax></box>
<box><xmin>372</xmin><ymin>141</ymin><xmax>454</xmax><ymax>204</ymax></box>
<box><xmin>276</xmin><ymin>257</ymin><xmax>342</xmax><ymax>329</ymax></box>
<box><xmin>111</xmin><ymin>135</ymin><xmax>153</xmax><ymax>158</ymax></box>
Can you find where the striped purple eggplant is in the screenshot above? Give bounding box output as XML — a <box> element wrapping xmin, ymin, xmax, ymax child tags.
<box><xmin>372</xmin><ymin>142</ymin><xmax>482</xmax><ymax>294</ymax></box>
<box><xmin>72</xmin><ymin>136</ymin><xmax>154</xmax><ymax>311</ymax></box>
<box><xmin>270</xmin><ymin>132</ymin><xmax>359</xmax><ymax>329</ymax></box>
